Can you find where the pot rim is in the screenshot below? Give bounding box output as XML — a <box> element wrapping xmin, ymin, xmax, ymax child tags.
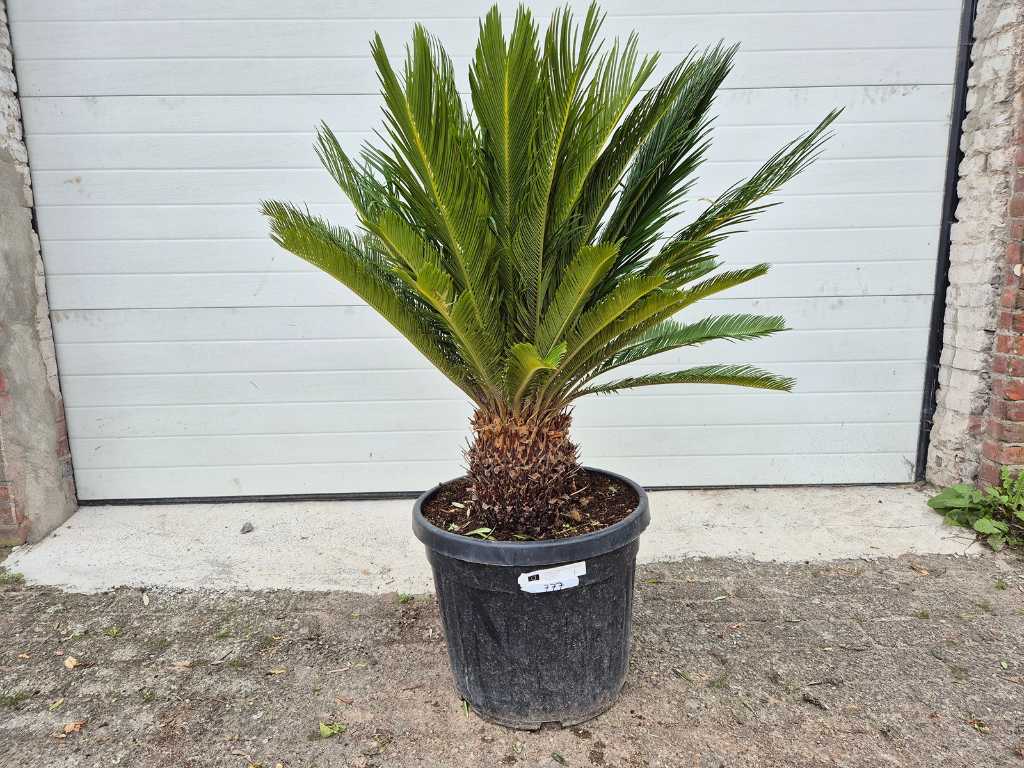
<box><xmin>411</xmin><ymin>466</ymin><xmax>650</xmax><ymax>567</ymax></box>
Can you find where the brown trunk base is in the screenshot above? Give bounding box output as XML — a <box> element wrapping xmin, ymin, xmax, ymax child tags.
<box><xmin>463</xmin><ymin>409</ymin><xmax>582</xmax><ymax>533</ymax></box>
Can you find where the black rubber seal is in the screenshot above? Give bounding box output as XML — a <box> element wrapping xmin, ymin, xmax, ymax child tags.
<box><xmin>411</xmin><ymin>466</ymin><xmax>650</xmax><ymax>567</ymax></box>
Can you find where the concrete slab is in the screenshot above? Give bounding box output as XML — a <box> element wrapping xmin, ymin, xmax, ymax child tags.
<box><xmin>6</xmin><ymin>484</ymin><xmax>976</xmax><ymax>593</ymax></box>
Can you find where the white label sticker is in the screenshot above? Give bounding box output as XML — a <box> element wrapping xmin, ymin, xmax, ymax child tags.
<box><xmin>517</xmin><ymin>561</ymin><xmax>587</xmax><ymax>593</ymax></box>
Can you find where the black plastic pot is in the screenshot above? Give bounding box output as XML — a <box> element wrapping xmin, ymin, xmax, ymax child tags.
<box><xmin>412</xmin><ymin>467</ymin><xmax>650</xmax><ymax>729</ymax></box>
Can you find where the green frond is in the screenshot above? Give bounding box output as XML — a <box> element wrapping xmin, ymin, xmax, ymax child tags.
<box><xmin>566</xmin><ymin>267</ymin><xmax>777</xmax><ymax>377</ymax></box>
<box><xmin>393</xmin><ymin>259</ymin><xmax>455</xmax><ymax>316</ymax></box>
<box><xmin>672</xmin><ymin>264</ymin><xmax>771</xmax><ymax>303</ymax></box>
<box><xmin>517</xmin><ymin>2</ymin><xmax>605</xmax><ymax>332</ymax></box>
<box><xmin>546</xmin><ymin>49</ymin><xmax>706</xmax><ymax>277</ymax></box>
<box><xmin>565</xmin><ymin>274</ymin><xmax>669</xmax><ymax>357</ymax></box>
<box><xmin>602</xmin><ymin>43</ymin><xmax>737</xmax><ymax>280</ymax></box>
<box><xmin>547</xmin><ymin>32</ymin><xmax>657</xmax><ymax>235</ymax></box>
<box><xmin>556</xmin><ymin>268</ymin><xmax>774</xmax><ymax>387</ymax></box>
<box><xmin>448</xmin><ymin>292</ymin><xmax>506</xmax><ymax>397</ymax></box>
<box><xmin>506</xmin><ymin>341</ymin><xmax>567</xmax><ymax>411</ymax></box>
<box><xmin>592</xmin><ymin>314</ymin><xmax>787</xmax><ymax>376</ymax></box>
<box><xmin>535</xmin><ymin>242</ymin><xmax>619</xmax><ymax>354</ymax></box>
<box><xmin>470</xmin><ymin>5</ymin><xmax>541</xmax><ymax>252</ymax></box>
<box><xmin>372</xmin><ymin>210</ymin><xmax>451</xmax><ymax>283</ymax></box>
<box><xmin>370</xmin><ymin>27</ymin><xmax>498</xmax><ymax>332</ymax></box>
<box><xmin>654</xmin><ymin>109</ymin><xmax>842</xmax><ymax>279</ymax></box>
<box><xmin>542</xmin><ymin>279</ymin><xmax>678</xmax><ymax>400</ymax></box>
<box><xmin>260</xmin><ymin>200</ymin><xmax>479</xmax><ymax>400</ymax></box>
<box><xmin>315</xmin><ymin>123</ymin><xmax>392</xmax><ymax>222</ymax></box>
<box><xmin>573</xmin><ymin>364</ymin><xmax>796</xmax><ymax>398</ymax></box>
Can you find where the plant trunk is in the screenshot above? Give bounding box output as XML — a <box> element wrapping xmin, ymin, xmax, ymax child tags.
<box><xmin>465</xmin><ymin>409</ymin><xmax>583</xmax><ymax>533</ymax></box>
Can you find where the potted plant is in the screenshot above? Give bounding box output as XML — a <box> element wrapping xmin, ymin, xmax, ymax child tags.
<box><xmin>263</xmin><ymin>3</ymin><xmax>836</xmax><ymax>729</ymax></box>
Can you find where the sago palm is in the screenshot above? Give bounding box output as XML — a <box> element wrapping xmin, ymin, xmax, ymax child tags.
<box><xmin>263</xmin><ymin>3</ymin><xmax>838</xmax><ymax>533</ymax></box>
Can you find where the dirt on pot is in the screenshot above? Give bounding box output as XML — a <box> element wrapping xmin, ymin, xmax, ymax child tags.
<box><xmin>1</xmin><ymin>553</ymin><xmax>1023</xmax><ymax>767</ymax></box>
<box><xmin>423</xmin><ymin>469</ymin><xmax>638</xmax><ymax>541</ymax></box>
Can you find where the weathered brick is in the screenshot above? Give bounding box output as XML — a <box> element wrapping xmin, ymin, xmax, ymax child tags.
<box><xmin>1011</xmin><ymin>194</ymin><xmax>1024</xmax><ymax>218</ymax></box>
<box><xmin>994</xmin><ymin>332</ymin><xmax>1024</xmax><ymax>354</ymax></box>
<box><xmin>979</xmin><ymin>458</ymin><xmax>1003</xmax><ymax>485</ymax></box>
<box><xmin>1005</xmin><ymin>400</ymin><xmax>1024</xmax><ymax>421</ymax></box>
<box><xmin>983</xmin><ymin>441</ymin><xmax>1024</xmax><ymax>464</ymax></box>
<box><xmin>990</xmin><ymin>418</ymin><xmax>1024</xmax><ymax>442</ymax></box>
<box><xmin>1008</xmin><ymin>357</ymin><xmax>1024</xmax><ymax>377</ymax></box>
<box><xmin>926</xmin><ymin>0</ymin><xmax>1024</xmax><ymax>487</ymax></box>
<box><xmin>994</xmin><ymin>377</ymin><xmax>1024</xmax><ymax>401</ymax></box>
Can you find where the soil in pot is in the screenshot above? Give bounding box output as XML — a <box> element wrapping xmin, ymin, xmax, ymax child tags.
<box><xmin>422</xmin><ymin>468</ymin><xmax>638</xmax><ymax>541</ymax></box>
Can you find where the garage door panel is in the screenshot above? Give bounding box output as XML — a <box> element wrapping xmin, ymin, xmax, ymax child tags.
<box><xmin>56</xmin><ymin>337</ymin><xmax>431</xmax><ymax>375</ymax></box>
<box><xmin>20</xmin><ymin>87</ymin><xmax>952</xmax><ymax>135</ymax></box>
<box><xmin>11</xmin><ymin>12</ymin><xmax>959</xmax><ymax>59</ymax></box>
<box><xmin>44</xmin><ymin>261</ymin><xmax>937</xmax><ymax>310</ymax></box>
<box><xmin>10</xmin><ymin>1</ymin><xmax>955</xmax><ymax>497</ymax></box>
<box><xmin>50</xmin><ymin>297</ymin><xmax>934</xmax><ymax>342</ymax></box>
<box><xmin>15</xmin><ymin>49</ymin><xmax>956</xmax><ymax>97</ymax></box>
<box><xmin>27</xmin><ymin>123</ymin><xmax>950</xmax><ymax>171</ymax></box>
<box><xmin>51</xmin><ymin>305</ymin><xmax>403</xmax><ymax>341</ymax></box>
<box><xmin>34</xmin><ymin>193</ymin><xmax>943</xmax><ymax>241</ymax></box>
<box><xmin>9</xmin><ymin>1</ymin><xmax>963</xmax><ymax>23</ymax></box>
<box><xmin>54</xmin><ymin>328</ymin><xmax>926</xmax><ymax>377</ymax></box>
<box><xmin>41</xmin><ymin>228</ymin><xmax>939</xmax><ymax>277</ymax></box>
<box><xmin>58</xmin><ymin>361</ymin><xmax>927</xmax><ymax>408</ymax></box>
<box><xmin>72</xmin><ymin>451</ymin><xmax>917</xmax><ymax>500</ymax></box>
<box><xmin>33</xmin><ymin>158</ymin><xmax>946</xmax><ymax>205</ymax></box>
<box><xmin>68</xmin><ymin>400</ymin><xmax>474</xmax><ymax>439</ymax></box>
<box><xmin>71</xmin><ymin>423</ymin><xmax>919</xmax><ymax>472</ymax></box>
<box><xmin>71</xmin><ymin>461</ymin><xmax>457</xmax><ymax>499</ymax></box>
<box><xmin>67</xmin><ymin>392</ymin><xmax>919</xmax><ymax>441</ymax></box>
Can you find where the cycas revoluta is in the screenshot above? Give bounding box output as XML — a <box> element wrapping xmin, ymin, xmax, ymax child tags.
<box><xmin>263</xmin><ymin>3</ymin><xmax>838</xmax><ymax>533</ymax></box>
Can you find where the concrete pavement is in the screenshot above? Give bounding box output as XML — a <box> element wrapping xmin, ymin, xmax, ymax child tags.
<box><xmin>4</xmin><ymin>484</ymin><xmax>977</xmax><ymax>593</ymax></box>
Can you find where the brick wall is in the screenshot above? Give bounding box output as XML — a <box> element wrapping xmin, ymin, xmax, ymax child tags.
<box><xmin>979</xmin><ymin>49</ymin><xmax>1024</xmax><ymax>484</ymax></box>
<box><xmin>0</xmin><ymin>0</ymin><xmax>77</xmax><ymax>544</ymax></box>
<box><xmin>927</xmin><ymin>0</ymin><xmax>1024</xmax><ymax>487</ymax></box>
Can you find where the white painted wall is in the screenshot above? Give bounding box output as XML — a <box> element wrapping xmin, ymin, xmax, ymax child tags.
<box><xmin>9</xmin><ymin>1</ymin><xmax>960</xmax><ymax>498</ymax></box>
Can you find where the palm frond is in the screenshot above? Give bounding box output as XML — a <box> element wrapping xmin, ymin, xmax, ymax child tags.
<box><xmin>601</xmin><ymin>43</ymin><xmax>736</xmax><ymax>280</ymax></box>
<box><xmin>543</xmin><ymin>280</ymin><xmax>680</xmax><ymax>400</ymax></box>
<box><xmin>593</xmin><ymin>314</ymin><xmax>787</xmax><ymax>376</ymax></box>
<box><xmin>315</xmin><ymin>123</ymin><xmax>394</xmax><ymax>222</ymax></box>
<box><xmin>535</xmin><ymin>242</ymin><xmax>619</xmax><ymax>354</ymax></box>
<box><xmin>561</xmin><ymin>268</ymin><xmax>777</xmax><ymax>378</ymax></box>
<box><xmin>545</xmin><ymin>49</ymin><xmax>706</xmax><ymax>279</ymax></box>
<box><xmin>370</xmin><ymin>27</ymin><xmax>498</xmax><ymax>330</ymax></box>
<box><xmin>506</xmin><ymin>341</ymin><xmax>567</xmax><ymax>411</ymax></box>
<box><xmin>261</xmin><ymin>200</ymin><xmax>479</xmax><ymax>399</ymax></box>
<box><xmin>547</xmin><ymin>32</ymin><xmax>657</xmax><ymax>235</ymax></box>
<box><xmin>573</xmin><ymin>364</ymin><xmax>795</xmax><ymax>398</ymax></box>
<box><xmin>652</xmin><ymin>109</ymin><xmax>842</xmax><ymax>281</ymax></box>
<box><xmin>470</xmin><ymin>6</ymin><xmax>541</xmax><ymax>302</ymax></box>
<box><xmin>672</xmin><ymin>264</ymin><xmax>772</xmax><ymax>305</ymax></box>
<box><xmin>506</xmin><ymin>2</ymin><xmax>606</xmax><ymax>334</ymax></box>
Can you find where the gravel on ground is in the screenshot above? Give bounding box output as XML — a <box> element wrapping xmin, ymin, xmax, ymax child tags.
<box><xmin>1</xmin><ymin>553</ymin><xmax>1022</xmax><ymax>767</ymax></box>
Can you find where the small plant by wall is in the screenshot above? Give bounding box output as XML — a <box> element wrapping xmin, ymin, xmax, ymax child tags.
<box><xmin>929</xmin><ymin>468</ymin><xmax>1024</xmax><ymax>551</ymax></box>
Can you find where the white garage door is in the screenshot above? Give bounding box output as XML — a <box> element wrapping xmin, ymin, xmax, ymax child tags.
<box><xmin>10</xmin><ymin>0</ymin><xmax>960</xmax><ymax>499</ymax></box>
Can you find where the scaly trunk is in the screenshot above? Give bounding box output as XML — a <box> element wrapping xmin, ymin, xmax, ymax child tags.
<box><xmin>465</xmin><ymin>409</ymin><xmax>584</xmax><ymax>533</ymax></box>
